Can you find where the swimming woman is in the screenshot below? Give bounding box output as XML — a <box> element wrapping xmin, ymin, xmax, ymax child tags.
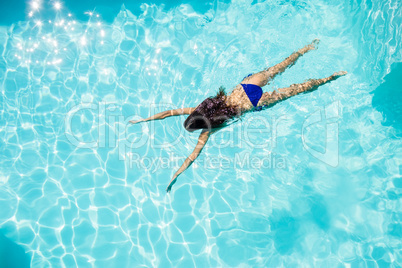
<box><xmin>130</xmin><ymin>39</ymin><xmax>347</xmax><ymax>192</ymax></box>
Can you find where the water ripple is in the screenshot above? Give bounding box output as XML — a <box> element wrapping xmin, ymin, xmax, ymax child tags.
<box><xmin>0</xmin><ymin>0</ymin><xmax>401</xmax><ymax>267</ymax></box>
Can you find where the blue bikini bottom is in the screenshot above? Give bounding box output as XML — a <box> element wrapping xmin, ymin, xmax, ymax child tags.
<box><xmin>241</xmin><ymin>74</ymin><xmax>263</xmax><ymax>110</ymax></box>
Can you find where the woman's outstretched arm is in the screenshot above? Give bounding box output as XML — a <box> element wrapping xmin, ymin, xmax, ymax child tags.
<box><xmin>130</xmin><ymin>107</ymin><xmax>195</xmax><ymax>124</ymax></box>
<box><xmin>166</xmin><ymin>129</ymin><xmax>211</xmax><ymax>193</ymax></box>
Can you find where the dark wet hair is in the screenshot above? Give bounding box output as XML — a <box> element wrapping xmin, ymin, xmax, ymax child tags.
<box><xmin>184</xmin><ymin>86</ymin><xmax>240</xmax><ymax>132</ymax></box>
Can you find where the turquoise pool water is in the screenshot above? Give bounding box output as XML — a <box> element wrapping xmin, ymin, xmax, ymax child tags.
<box><xmin>1</xmin><ymin>0</ymin><xmax>401</xmax><ymax>267</ymax></box>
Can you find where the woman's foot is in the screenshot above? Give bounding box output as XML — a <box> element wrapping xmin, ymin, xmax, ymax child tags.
<box><xmin>300</xmin><ymin>39</ymin><xmax>320</xmax><ymax>54</ymax></box>
<box><xmin>310</xmin><ymin>38</ymin><xmax>320</xmax><ymax>49</ymax></box>
<box><xmin>332</xmin><ymin>71</ymin><xmax>348</xmax><ymax>79</ymax></box>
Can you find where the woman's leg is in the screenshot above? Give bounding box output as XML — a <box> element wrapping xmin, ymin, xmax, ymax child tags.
<box><xmin>243</xmin><ymin>39</ymin><xmax>320</xmax><ymax>87</ymax></box>
<box><xmin>130</xmin><ymin>107</ymin><xmax>195</xmax><ymax>124</ymax></box>
<box><xmin>257</xmin><ymin>71</ymin><xmax>347</xmax><ymax>107</ymax></box>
